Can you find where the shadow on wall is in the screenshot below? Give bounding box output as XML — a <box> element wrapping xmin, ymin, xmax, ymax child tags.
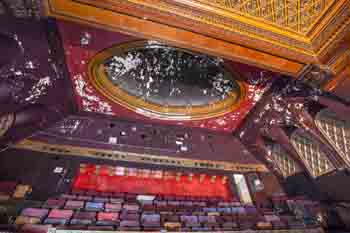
<box><xmin>283</xmin><ymin>172</ymin><xmax>324</xmax><ymax>200</ymax></box>
<box><xmin>0</xmin><ymin>33</ymin><xmax>20</xmax><ymax>68</ymax></box>
<box><xmin>315</xmin><ymin>169</ymin><xmax>350</xmax><ymax>202</ymax></box>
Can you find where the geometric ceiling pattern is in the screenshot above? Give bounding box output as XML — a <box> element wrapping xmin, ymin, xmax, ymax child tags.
<box><xmin>44</xmin><ymin>0</ymin><xmax>350</xmax><ymax>80</ymax></box>
<box><xmin>203</xmin><ymin>0</ymin><xmax>332</xmax><ymax>34</ymax></box>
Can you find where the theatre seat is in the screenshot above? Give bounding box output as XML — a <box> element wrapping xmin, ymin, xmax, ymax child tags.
<box><xmin>43</xmin><ymin>199</ymin><xmax>65</xmax><ymax>209</ymax></box>
<box><xmin>64</xmin><ymin>200</ymin><xmax>84</xmax><ymax>210</ymax></box>
<box><xmin>164</xmin><ymin>222</ymin><xmax>181</xmax><ymax>231</ymax></box>
<box><xmin>123</xmin><ymin>204</ymin><xmax>139</xmax><ymax>212</ymax></box>
<box><xmin>85</xmin><ymin>202</ymin><xmax>104</xmax><ymax>211</ymax></box>
<box><xmin>69</xmin><ymin>219</ymin><xmax>93</xmax><ymax>226</ymax></box>
<box><xmin>104</xmin><ymin>203</ymin><xmax>121</xmax><ymax>213</ymax></box>
<box><xmin>256</xmin><ymin>221</ymin><xmax>273</xmax><ymax>230</ymax></box>
<box><xmin>120</xmin><ymin>211</ymin><xmax>140</xmax><ymax>221</ymax></box>
<box><xmin>141</xmin><ymin>213</ymin><xmax>161</xmax><ymax>228</ymax></box>
<box><xmin>47</xmin><ymin>209</ymin><xmax>73</xmax><ymax>219</ymax></box>
<box><xmin>20</xmin><ymin>208</ymin><xmax>49</xmax><ymax>220</ymax></box>
<box><xmin>191</xmin><ymin>226</ymin><xmax>211</xmax><ymax>231</ymax></box>
<box><xmin>15</xmin><ymin>216</ymin><xmax>41</xmax><ymax>225</ymax></box>
<box><xmin>118</xmin><ymin>220</ymin><xmax>141</xmax><ymax>231</ymax></box>
<box><xmin>60</xmin><ymin>194</ymin><xmax>76</xmax><ymax>200</ymax></box>
<box><xmin>110</xmin><ymin>198</ymin><xmax>124</xmax><ymax>204</ymax></box>
<box><xmin>20</xmin><ymin>224</ymin><xmax>52</xmax><ymax>233</ymax></box>
<box><xmin>43</xmin><ymin>218</ymin><xmax>68</xmax><ymax>225</ymax></box>
<box><xmin>97</xmin><ymin>212</ymin><xmax>119</xmax><ymax>221</ymax></box>
<box><xmin>217</xmin><ymin>207</ymin><xmax>232</xmax><ymax>214</ymax></box>
<box><xmin>180</xmin><ymin>215</ymin><xmax>200</xmax><ymax>227</ymax></box>
<box><xmin>72</xmin><ymin>211</ymin><xmax>96</xmax><ymax>220</ymax></box>
<box><xmin>272</xmin><ymin>220</ymin><xmax>288</xmax><ymax>229</ymax></box>
<box><xmin>94</xmin><ymin>197</ymin><xmax>109</xmax><ymax>203</ymax></box>
<box><xmin>160</xmin><ymin>213</ymin><xmax>179</xmax><ymax>223</ymax></box>
<box><xmin>77</xmin><ymin>195</ymin><xmax>93</xmax><ymax>201</ymax></box>
<box><xmin>221</xmin><ymin>221</ymin><xmax>239</xmax><ymax>230</ymax></box>
<box><xmin>125</xmin><ymin>194</ymin><xmax>137</xmax><ymax>202</ymax></box>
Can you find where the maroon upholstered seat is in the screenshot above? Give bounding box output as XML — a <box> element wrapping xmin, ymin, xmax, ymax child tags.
<box><xmin>69</xmin><ymin>219</ymin><xmax>93</xmax><ymax>225</ymax></box>
<box><xmin>120</xmin><ymin>211</ymin><xmax>140</xmax><ymax>221</ymax></box>
<box><xmin>111</xmin><ymin>193</ymin><xmax>125</xmax><ymax>198</ymax></box>
<box><xmin>94</xmin><ymin>197</ymin><xmax>109</xmax><ymax>203</ymax></box>
<box><xmin>64</xmin><ymin>200</ymin><xmax>84</xmax><ymax>210</ymax></box>
<box><xmin>198</xmin><ymin>215</ymin><xmax>216</xmax><ymax>223</ymax></box>
<box><xmin>85</xmin><ymin>202</ymin><xmax>104</xmax><ymax>211</ymax></box>
<box><xmin>110</xmin><ymin>198</ymin><xmax>124</xmax><ymax>204</ymax></box>
<box><xmin>21</xmin><ymin>224</ymin><xmax>52</xmax><ymax>233</ymax></box>
<box><xmin>123</xmin><ymin>204</ymin><xmax>139</xmax><ymax>212</ymax></box>
<box><xmin>73</xmin><ymin>211</ymin><xmax>96</xmax><ymax>220</ymax></box>
<box><xmin>141</xmin><ymin>214</ymin><xmax>160</xmax><ymax>226</ymax></box>
<box><xmin>43</xmin><ymin>199</ymin><xmax>66</xmax><ymax>209</ymax></box>
<box><xmin>125</xmin><ymin>194</ymin><xmax>137</xmax><ymax>202</ymax></box>
<box><xmin>222</xmin><ymin>222</ymin><xmax>239</xmax><ymax>230</ymax></box>
<box><xmin>47</xmin><ymin>209</ymin><xmax>73</xmax><ymax>219</ymax></box>
<box><xmin>85</xmin><ymin>190</ymin><xmax>99</xmax><ymax>196</ymax></box>
<box><xmin>72</xmin><ymin>189</ymin><xmax>86</xmax><ymax>195</ymax></box>
<box><xmin>161</xmin><ymin>214</ymin><xmax>180</xmax><ymax>223</ymax></box>
<box><xmin>60</xmin><ymin>194</ymin><xmax>76</xmax><ymax>200</ymax></box>
<box><xmin>97</xmin><ymin>212</ymin><xmax>119</xmax><ymax>221</ymax></box>
<box><xmin>77</xmin><ymin>195</ymin><xmax>93</xmax><ymax>201</ymax></box>
<box><xmin>43</xmin><ymin>218</ymin><xmax>68</xmax><ymax>225</ymax></box>
<box><xmin>119</xmin><ymin>220</ymin><xmax>141</xmax><ymax>231</ymax></box>
<box><xmin>105</xmin><ymin>203</ymin><xmax>122</xmax><ymax>212</ymax></box>
<box><xmin>21</xmin><ymin>208</ymin><xmax>49</xmax><ymax>218</ymax></box>
<box><xmin>192</xmin><ymin>226</ymin><xmax>211</xmax><ymax>231</ymax></box>
<box><xmin>21</xmin><ymin>208</ymin><xmax>49</xmax><ymax>219</ymax></box>
<box><xmin>180</xmin><ymin>215</ymin><xmax>200</xmax><ymax>227</ymax></box>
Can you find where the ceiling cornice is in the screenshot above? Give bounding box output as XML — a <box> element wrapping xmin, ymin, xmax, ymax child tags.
<box><xmin>43</xmin><ymin>0</ymin><xmax>350</xmax><ymax>86</ymax></box>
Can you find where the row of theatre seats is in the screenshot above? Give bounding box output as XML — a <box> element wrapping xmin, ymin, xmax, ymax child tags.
<box><xmin>13</xmin><ymin>190</ymin><xmax>320</xmax><ymax>232</ymax></box>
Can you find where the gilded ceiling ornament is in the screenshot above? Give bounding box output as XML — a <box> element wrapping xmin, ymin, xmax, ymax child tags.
<box><xmin>89</xmin><ymin>40</ymin><xmax>246</xmax><ymax>121</ymax></box>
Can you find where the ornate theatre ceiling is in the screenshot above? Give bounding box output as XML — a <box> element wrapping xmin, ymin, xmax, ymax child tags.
<box><xmin>58</xmin><ymin>20</ymin><xmax>276</xmax><ymax>132</ymax></box>
<box><xmin>43</xmin><ymin>0</ymin><xmax>350</xmax><ymax>83</ymax></box>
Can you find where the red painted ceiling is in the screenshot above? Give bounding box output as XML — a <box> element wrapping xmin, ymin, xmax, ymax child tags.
<box><xmin>58</xmin><ymin>20</ymin><xmax>277</xmax><ymax>133</ymax></box>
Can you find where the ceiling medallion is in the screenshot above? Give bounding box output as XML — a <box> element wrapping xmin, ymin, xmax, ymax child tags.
<box><xmin>89</xmin><ymin>40</ymin><xmax>246</xmax><ymax>120</ymax></box>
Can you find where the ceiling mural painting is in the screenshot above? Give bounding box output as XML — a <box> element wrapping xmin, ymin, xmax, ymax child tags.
<box><xmin>59</xmin><ymin>20</ymin><xmax>276</xmax><ymax>133</ymax></box>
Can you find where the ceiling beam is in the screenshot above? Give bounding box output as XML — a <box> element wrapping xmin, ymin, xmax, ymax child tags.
<box><xmin>43</xmin><ymin>0</ymin><xmax>305</xmax><ymax>76</ymax></box>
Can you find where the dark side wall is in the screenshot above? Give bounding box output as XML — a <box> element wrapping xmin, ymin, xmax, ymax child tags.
<box><xmin>283</xmin><ymin>172</ymin><xmax>326</xmax><ymax>201</ymax></box>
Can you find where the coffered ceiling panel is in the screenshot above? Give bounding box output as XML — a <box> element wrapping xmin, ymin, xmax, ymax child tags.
<box><xmin>196</xmin><ymin>0</ymin><xmax>333</xmax><ymax>34</ymax></box>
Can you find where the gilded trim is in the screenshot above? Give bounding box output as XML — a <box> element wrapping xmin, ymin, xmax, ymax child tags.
<box><xmin>290</xmin><ymin>130</ymin><xmax>335</xmax><ymax>178</ymax></box>
<box><xmin>315</xmin><ymin>108</ymin><xmax>350</xmax><ymax>167</ymax></box>
<box><xmin>88</xmin><ymin>40</ymin><xmax>247</xmax><ymax>121</ymax></box>
<box><xmin>13</xmin><ymin>139</ymin><xmax>268</xmax><ymax>173</ymax></box>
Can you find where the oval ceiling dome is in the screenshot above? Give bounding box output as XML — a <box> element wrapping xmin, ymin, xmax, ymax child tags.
<box><xmin>89</xmin><ymin>41</ymin><xmax>246</xmax><ymax>120</ymax></box>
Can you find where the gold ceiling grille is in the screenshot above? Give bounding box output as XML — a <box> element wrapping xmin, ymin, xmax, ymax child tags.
<box><xmin>291</xmin><ymin>130</ymin><xmax>334</xmax><ymax>177</ymax></box>
<box><xmin>270</xmin><ymin>144</ymin><xmax>301</xmax><ymax>178</ymax></box>
<box><xmin>315</xmin><ymin>109</ymin><xmax>350</xmax><ymax>165</ymax></box>
<box><xmin>198</xmin><ymin>0</ymin><xmax>332</xmax><ymax>34</ymax></box>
